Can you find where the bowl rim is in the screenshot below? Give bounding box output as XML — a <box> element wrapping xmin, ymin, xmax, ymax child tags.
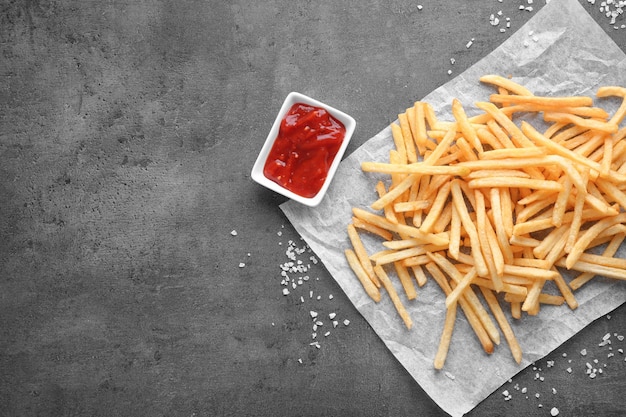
<box><xmin>251</xmin><ymin>92</ymin><xmax>356</xmax><ymax>207</ymax></box>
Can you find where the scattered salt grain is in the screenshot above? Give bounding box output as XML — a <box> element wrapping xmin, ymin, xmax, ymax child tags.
<box><xmin>238</xmin><ymin>262</ymin><xmax>245</xmax><ymax>268</ymax></box>
<box><xmin>551</xmin><ymin>407</ymin><xmax>559</xmax><ymax>416</ymax></box>
<box><xmin>282</xmin><ymin>288</ymin><xmax>290</xmax><ymax>296</ymax></box>
<box><xmin>310</xmin><ymin>311</ymin><xmax>318</xmax><ymax>319</ymax></box>
<box><xmin>329</xmin><ymin>313</ymin><xmax>336</xmax><ymax>319</ymax></box>
<box><xmin>324</xmin><ymin>331</ymin><xmax>331</xmax><ymax>337</ymax></box>
<box><xmin>230</xmin><ymin>230</ymin><xmax>237</xmax><ymax>236</ymax></box>
<box><xmin>466</xmin><ymin>38</ymin><xmax>474</xmax><ymax>48</ymax></box>
<box><xmin>445</xmin><ymin>371</ymin><xmax>456</xmax><ymax>380</ymax></box>
<box><xmin>580</xmin><ymin>348</ymin><xmax>588</xmax><ymax>356</ymax></box>
<box><xmin>344</xmin><ymin>319</ymin><xmax>350</xmax><ymax>326</ymax></box>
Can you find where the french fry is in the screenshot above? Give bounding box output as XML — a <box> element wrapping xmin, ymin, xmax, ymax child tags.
<box><xmin>345</xmin><ymin>249</ymin><xmax>381</xmax><ymax>302</ymax></box>
<box><xmin>374</xmin><ymin>265</ymin><xmax>413</xmax><ymax>329</ymax></box>
<box><xmin>434</xmin><ymin>301</ymin><xmax>457</xmax><ymax>370</ymax></box>
<box><xmin>347</xmin><ymin>223</ymin><xmax>381</xmax><ymax>287</ymax></box>
<box><xmin>479</xmin><ymin>287</ymin><xmax>523</xmax><ymax>364</ymax></box>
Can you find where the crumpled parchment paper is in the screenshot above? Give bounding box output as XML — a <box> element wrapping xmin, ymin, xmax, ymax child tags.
<box><xmin>280</xmin><ymin>0</ymin><xmax>626</xmax><ymax>415</ymax></box>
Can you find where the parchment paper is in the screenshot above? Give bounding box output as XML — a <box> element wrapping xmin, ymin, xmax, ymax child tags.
<box><xmin>280</xmin><ymin>0</ymin><xmax>626</xmax><ymax>415</ymax></box>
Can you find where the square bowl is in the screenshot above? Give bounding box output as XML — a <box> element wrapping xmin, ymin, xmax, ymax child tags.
<box><xmin>251</xmin><ymin>92</ymin><xmax>356</xmax><ymax>207</ymax></box>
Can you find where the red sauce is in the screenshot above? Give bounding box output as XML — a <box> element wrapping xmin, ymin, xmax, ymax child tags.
<box><xmin>264</xmin><ymin>102</ymin><xmax>346</xmax><ymax>198</ymax></box>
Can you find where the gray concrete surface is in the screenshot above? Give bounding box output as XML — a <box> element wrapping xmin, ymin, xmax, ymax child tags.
<box><xmin>1</xmin><ymin>1</ymin><xmax>626</xmax><ymax>416</ymax></box>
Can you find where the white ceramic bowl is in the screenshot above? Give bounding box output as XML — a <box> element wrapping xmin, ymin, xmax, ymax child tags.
<box><xmin>251</xmin><ymin>92</ymin><xmax>356</xmax><ymax>207</ymax></box>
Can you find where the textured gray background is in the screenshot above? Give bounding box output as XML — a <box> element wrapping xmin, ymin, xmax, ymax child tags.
<box><xmin>1</xmin><ymin>1</ymin><xmax>625</xmax><ymax>416</ymax></box>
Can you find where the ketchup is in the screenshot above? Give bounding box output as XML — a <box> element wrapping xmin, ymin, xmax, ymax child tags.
<box><xmin>264</xmin><ymin>102</ymin><xmax>346</xmax><ymax>198</ymax></box>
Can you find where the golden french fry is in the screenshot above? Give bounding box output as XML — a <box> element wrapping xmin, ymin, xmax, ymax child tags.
<box><xmin>479</xmin><ymin>287</ymin><xmax>523</xmax><ymax>364</ymax></box>
<box><xmin>374</xmin><ymin>265</ymin><xmax>413</xmax><ymax>329</ymax></box>
<box><xmin>345</xmin><ymin>249</ymin><xmax>381</xmax><ymax>302</ymax></box>
<box><xmin>395</xmin><ymin>261</ymin><xmax>417</xmax><ymax>300</ymax></box>
<box><xmin>479</xmin><ymin>74</ymin><xmax>534</xmax><ymax>96</ymax></box>
<box><xmin>434</xmin><ymin>301</ymin><xmax>457</xmax><ymax>370</ymax></box>
<box><xmin>347</xmin><ymin>223</ymin><xmax>380</xmax><ymax>287</ymax></box>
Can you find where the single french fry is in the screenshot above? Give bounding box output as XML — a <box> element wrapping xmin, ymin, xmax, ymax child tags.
<box><xmin>551</xmin><ymin>267</ymin><xmax>578</xmax><ymax>310</ymax></box>
<box><xmin>374</xmin><ymin>265</ymin><xmax>413</xmax><ymax>329</ymax></box>
<box><xmin>489</xmin><ymin>93</ymin><xmax>594</xmax><ymax>108</ymax></box>
<box><xmin>449</xmin><ymin>203</ymin><xmax>461</xmax><ymax>260</ymax></box>
<box><xmin>391</xmin><ymin>123</ymin><xmax>407</xmax><ymax>164</ymax></box>
<box><xmin>468</xmin><ymin>177</ymin><xmax>563</xmax><ymax>192</ymax></box>
<box><xmin>395</xmin><ymin>261</ymin><xmax>417</xmax><ymax>300</ymax></box>
<box><xmin>361</xmin><ymin>161</ymin><xmax>470</xmax><ymax>176</ymax></box>
<box><xmin>394</xmin><ymin>200</ymin><xmax>431</xmax><ymax>213</ymax></box>
<box><xmin>479</xmin><ymin>146</ymin><xmax>547</xmax><ymax>160</ymax></box>
<box><xmin>434</xmin><ymin>301</ymin><xmax>457</xmax><ymax>370</ymax></box>
<box><xmin>480</xmin><ymin>287</ymin><xmax>523</xmax><ymax>364</ymax></box>
<box><xmin>411</xmin><ymin>265</ymin><xmax>428</xmax><ymax>287</ymax></box>
<box><xmin>479</xmin><ymin>74</ymin><xmax>534</xmax><ymax>96</ymax></box>
<box><xmin>347</xmin><ymin>223</ymin><xmax>381</xmax><ymax>288</ymax></box>
<box><xmin>352</xmin><ymin>216</ymin><xmax>394</xmax><ymax>241</ymax></box>
<box><xmin>452</xmin><ymin>98</ymin><xmax>483</xmax><ymax>153</ymax></box>
<box><xmin>345</xmin><ymin>249</ymin><xmax>381</xmax><ymax>302</ymax></box>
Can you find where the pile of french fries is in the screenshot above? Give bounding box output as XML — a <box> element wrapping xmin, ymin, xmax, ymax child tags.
<box><xmin>344</xmin><ymin>75</ymin><xmax>626</xmax><ymax>369</ymax></box>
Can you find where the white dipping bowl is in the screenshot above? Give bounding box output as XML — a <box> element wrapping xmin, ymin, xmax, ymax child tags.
<box><xmin>251</xmin><ymin>92</ymin><xmax>356</xmax><ymax>207</ymax></box>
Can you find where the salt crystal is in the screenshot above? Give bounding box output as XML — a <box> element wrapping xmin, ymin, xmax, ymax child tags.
<box><xmin>282</xmin><ymin>288</ymin><xmax>290</xmax><ymax>295</ymax></box>
<box><xmin>230</xmin><ymin>230</ymin><xmax>237</xmax><ymax>236</ymax></box>
<box><xmin>329</xmin><ymin>313</ymin><xmax>337</xmax><ymax>319</ymax></box>
<box><xmin>344</xmin><ymin>319</ymin><xmax>350</xmax><ymax>326</ymax></box>
<box><xmin>581</xmin><ymin>348</ymin><xmax>588</xmax><ymax>356</ymax></box>
<box><xmin>551</xmin><ymin>407</ymin><xmax>560</xmax><ymax>416</ymax></box>
<box><xmin>445</xmin><ymin>371</ymin><xmax>456</xmax><ymax>380</ymax></box>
